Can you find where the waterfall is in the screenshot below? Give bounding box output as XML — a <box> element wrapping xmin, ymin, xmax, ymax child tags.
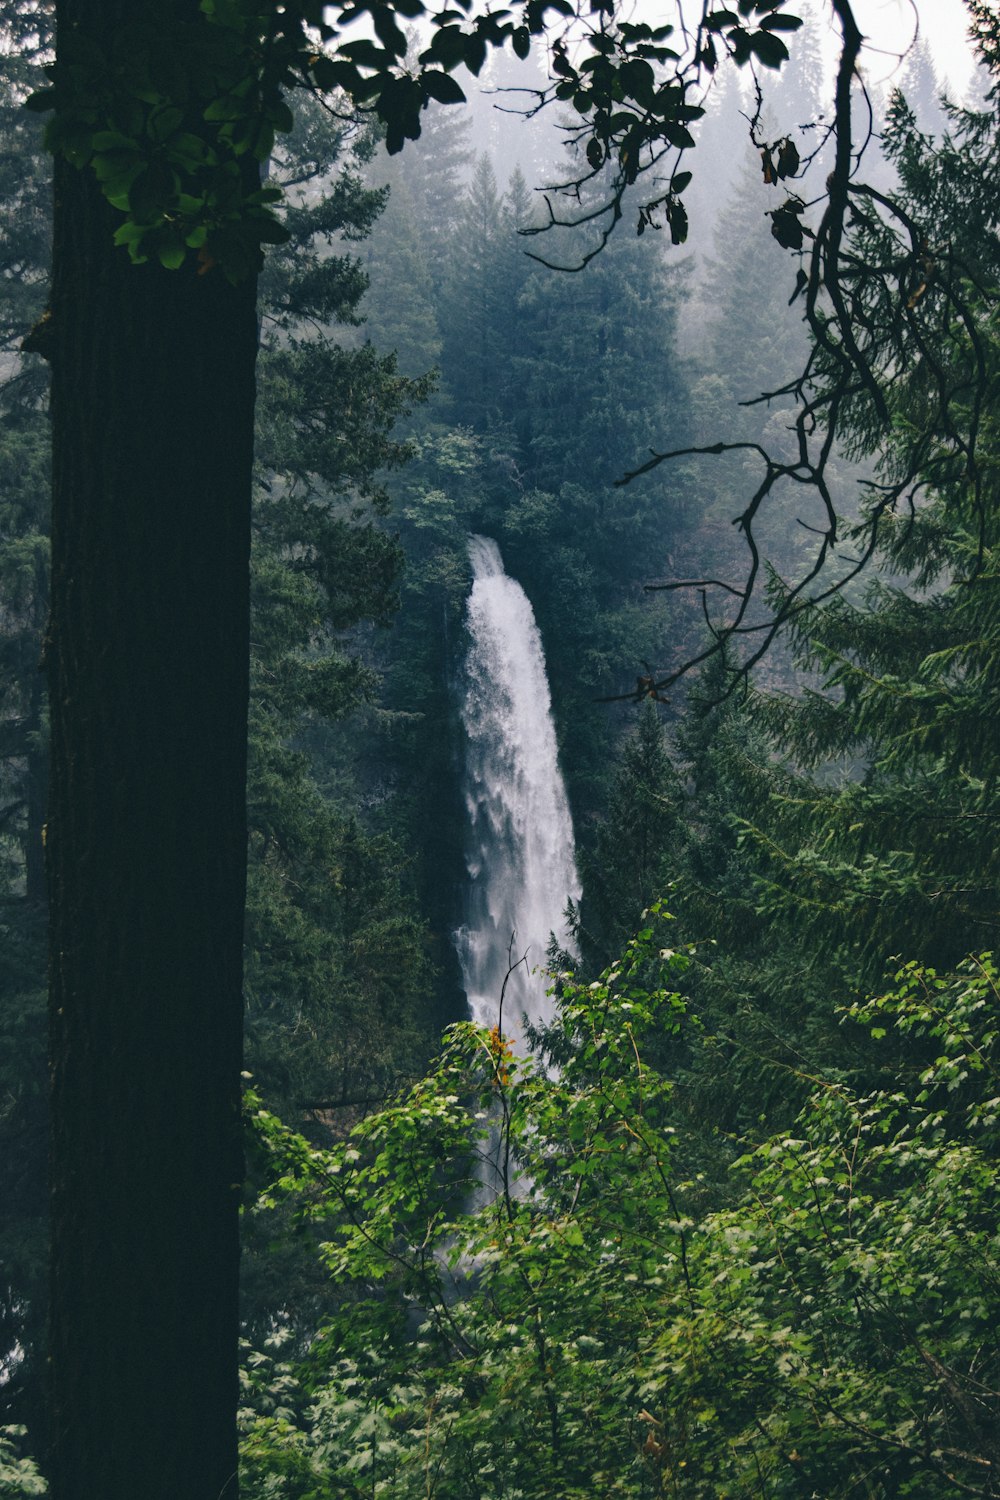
<box><xmin>455</xmin><ymin>535</ymin><xmax>581</xmax><ymax>1045</ymax></box>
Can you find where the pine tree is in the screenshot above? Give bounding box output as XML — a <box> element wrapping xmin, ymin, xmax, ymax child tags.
<box><xmin>246</xmin><ymin>94</ymin><xmax>438</xmax><ymax>1116</ymax></box>
<box><xmin>743</xmin><ymin>508</ymin><xmax>1000</xmax><ymax>979</ymax></box>
<box><xmin>771</xmin><ymin>0</ymin><xmax>825</xmax><ymax>141</ymax></box>
<box><xmin>0</xmin><ymin>5</ymin><xmax>52</xmax><ymax>1447</ymax></box>
<box><xmin>466</xmin><ymin>43</ymin><xmax>556</xmax><ymax>191</ymax></box>
<box><xmin>359</xmin><ymin>168</ymin><xmax>442</xmax><ymax>380</ymax></box>
<box><xmin>511</xmin><ymin>171</ymin><xmax>684</xmax><ymax>495</ymax></box>
<box><xmin>578</xmin><ymin>704</ymin><xmax>681</xmax><ymax>966</ymax></box>
<box><xmin>438</xmin><ymin>153</ymin><xmax>508</xmax><ymax>426</ymax></box>
<box><xmin>396</xmin><ymin>99</ymin><xmax>474</xmax><ymax>278</ymax></box>
<box><xmin>731</xmin><ymin>68</ymin><xmax>1000</xmax><ymax>982</ymax></box>
<box><xmin>365</xmin><ymin>77</ymin><xmax>473</xmax><ymax>307</ymax></box>
<box><xmin>662</xmin><ymin>78</ymin><xmax>1000</xmax><ymax>1143</ymax></box>
<box><xmin>896</xmin><ymin>35</ymin><xmax>949</xmax><ymax>140</ymax></box>
<box><xmin>699</xmin><ymin>131</ymin><xmax>808</xmax><ymax>408</ymax></box>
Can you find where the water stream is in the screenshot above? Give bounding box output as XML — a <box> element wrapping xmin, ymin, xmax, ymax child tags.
<box><xmin>454</xmin><ymin>535</ymin><xmax>580</xmax><ymax>1045</ymax></box>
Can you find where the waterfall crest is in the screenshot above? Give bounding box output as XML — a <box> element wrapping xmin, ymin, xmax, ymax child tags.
<box><xmin>455</xmin><ymin>535</ymin><xmax>580</xmax><ymax>1043</ymax></box>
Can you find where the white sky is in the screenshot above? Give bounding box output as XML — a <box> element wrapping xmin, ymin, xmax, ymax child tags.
<box><xmin>841</xmin><ymin>0</ymin><xmax>977</xmax><ymax>94</ymax></box>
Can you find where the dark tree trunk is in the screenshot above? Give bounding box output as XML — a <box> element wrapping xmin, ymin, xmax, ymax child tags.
<box><xmin>46</xmin><ymin>4</ymin><xmax>257</xmax><ymax>1495</ymax></box>
<box><xmin>24</xmin><ymin>621</ymin><xmax>48</xmax><ymax>908</ymax></box>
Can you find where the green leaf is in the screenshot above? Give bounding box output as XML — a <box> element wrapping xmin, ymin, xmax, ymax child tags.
<box><xmin>204</xmin><ymin>95</ymin><xmax>247</xmax><ymax>122</ymax></box>
<box><xmin>750</xmin><ymin>29</ymin><xmax>790</xmax><ymax>67</ymax></box>
<box><xmin>268</xmin><ymin>99</ymin><xmax>295</xmax><ymax>135</ymax></box>
<box><xmin>703</xmin><ymin>8</ymin><xmax>739</xmax><ymax>29</ymax></box>
<box><xmin>462</xmin><ymin>32</ymin><xmax>488</xmax><ymax>75</ymax></box>
<box><xmin>112</xmin><ymin>220</ymin><xmax>146</xmax><ymax>247</ymax></box>
<box><xmin>252</xmin><ymin>123</ymin><xmax>276</xmax><ymax>161</ymax></box>
<box><xmin>421</xmin><ymin>70</ymin><xmax>467</xmax><ymax>105</ymax></box>
<box><xmin>158</xmin><ymin>240</ymin><xmax>187</xmax><ymax>270</ymax></box>
<box><xmin>420</xmin><ymin>26</ymin><xmax>467</xmax><ymax>70</ymax></box>
<box><xmin>149</xmin><ymin>105</ymin><xmax>184</xmax><ymax>142</ymax></box>
<box><xmin>619</xmin><ymin>58</ymin><xmax>656</xmax><ymax>108</ymax></box>
<box><xmin>668</xmin><ymin>198</ymin><xmax>688</xmax><ymax>245</ymax></box>
<box><xmin>308</xmin><ymin>54</ymin><xmax>342</xmax><ymax>91</ymax></box>
<box><xmin>661</xmin><ymin>122</ymin><xmax>695</xmax><ymax>149</ymax></box>
<box><xmin>24</xmin><ymin>87</ymin><xmax>57</xmax><ymax>113</ymax></box>
<box><xmin>252</xmin><ymin>216</ymin><xmax>293</xmax><ymax>246</ymax></box>
<box><xmin>372</xmin><ymin>6</ymin><xmax>410</xmax><ymax>57</ymax></box>
<box><xmin>176</xmin><ymin>192</ymin><xmax>206</xmax><ymax>214</ymax></box>
<box><xmin>91</xmin><ymin>130</ymin><xmax>138</xmax><ymax>152</ymax></box>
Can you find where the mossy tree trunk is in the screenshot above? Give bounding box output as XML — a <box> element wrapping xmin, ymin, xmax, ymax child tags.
<box><xmin>46</xmin><ymin>3</ymin><xmax>257</xmax><ymax>1494</ymax></box>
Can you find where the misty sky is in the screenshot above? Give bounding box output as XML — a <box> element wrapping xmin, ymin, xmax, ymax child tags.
<box><xmin>848</xmin><ymin>0</ymin><xmax>976</xmax><ymax>92</ymax></box>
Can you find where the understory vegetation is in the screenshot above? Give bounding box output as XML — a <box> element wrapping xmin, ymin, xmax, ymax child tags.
<box><xmin>240</xmin><ymin>939</ymin><xmax>999</xmax><ymax>1498</ymax></box>
<box><xmin>1</xmin><ymin>1</ymin><xmax>998</xmax><ymax>1492</ymax></box>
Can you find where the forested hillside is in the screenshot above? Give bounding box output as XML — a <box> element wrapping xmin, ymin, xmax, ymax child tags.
<box><xmin>0</xmin><ymin>0</ymin><xmax>997</xmax><ymax>1494</ymax></box>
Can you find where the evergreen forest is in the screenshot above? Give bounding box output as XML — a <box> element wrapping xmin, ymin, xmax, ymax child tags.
<box><xmin>0</xmin><ymin>0</ymin><xmax>998</xmax><ymax>1495</ymax></box>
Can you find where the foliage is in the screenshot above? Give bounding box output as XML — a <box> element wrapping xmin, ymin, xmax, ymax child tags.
<box><xmin>245</xmin><ymin>93</ymin><xmax>441</xmax><ymax>1114</ymax></box>
<box><xmin>741</xmin><ymin>517</ymin><xmax>1000</xmax><ymax>979</ymax></box>
<box><xmin>0</xmin><ymin>1428</ymin><xmax>45</xmax><ymax>1497</ymax></box>
<box><xmin>594</xmin><ymin>75</ymin><xmax>1000</xmax><ymax>1151</ymax></box>
<box><xmin>578</xmin><ymin>7</ymin><xmax>1000</xmax><ymax>696</ymax></box>
<box><xmin>577</xmin><ymin>704</ymin><xmax>681</xmax><ymax>966</ymax></box>
<box><xmin>7</xmin><ymin>2</ymin><xmax>1000</xmax><ymax>1488</ymax></box>
<box><xmin>239</xmin><ymin>1334</ymin><xmax>334</xmax><ymax>1500</ymax></box>
<box><xmin>26</xmin><ymin>0</ymin><xmax>805</xmax><ymax>278</ymax></box>
<box><xmin>363</xmin><ymin>125</ymin><xmax>696</xmax><ymax>819</ymax></box>
<box><xmin>241</xmin><ymin>910</ymin><xmax>691</xmax><ymax>1498</ymax></box>
<box><xmin>707</xmin><ymin>83</ymin><xmax>1000</xmax><ymax>993</ymax></box>
<box><xmin>641</xmin><ymin>954</ymin><xmax>1000</xmax><ymax>1498</ymax></box>
<box><xmin>0</xmin><ymin>7</ymin><xmax>50</xmax><ymax>1440</ymax></box>
<box><xmin>241</xmin><ymin>935</ymin><xmax>1000</xmax><ymax>1497</ymax></box>
<box><xmin>0</xmin><ymin>10</ymin><xmax>49</xmax><ymax>900</ymax></box>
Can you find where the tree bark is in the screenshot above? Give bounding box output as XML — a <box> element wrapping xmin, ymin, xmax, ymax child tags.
<box><xmin>46</xmin><ymin>4</ymin><xmax>257</xmax><ymax>1495</ymax></box>
<box><xmin>24</xmin><ymin>616</ymin><xmax>48</xmax><ymax>908</ymax></box>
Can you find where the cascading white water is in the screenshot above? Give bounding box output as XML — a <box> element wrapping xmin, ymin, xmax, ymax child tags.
<box><xmin>455</xmin><ymin>535</ymin><xmax>581</xmax><ymax>1045</ymax></box>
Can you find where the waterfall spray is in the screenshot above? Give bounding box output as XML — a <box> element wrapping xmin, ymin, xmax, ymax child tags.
<box><xmin>455</xmin><ymin>536</ymin><xmax>580</xmax><ymax>1045</ymax></box>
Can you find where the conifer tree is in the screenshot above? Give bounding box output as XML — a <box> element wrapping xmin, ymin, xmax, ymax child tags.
<box><xmin>511</xmin><ymin>166</ymin><xmax>684</xmax><ymax>496</ymax></box>
<box><xmin>770</xmin><ymin>0</ymin><xmax>825</xmax><ymax>140</ymax></box>
<box><xmin>436</xmin><ymin>154</ymin><xmax>499</xmax><ymax>406</ymax></box>
<box><xmin>699</xmin><ymin>132</ymin><xmax>808</xmax><ymax>408</ymax></box>
<box><xmin>896</xmin><ymin>35</ymin><xmax>949</xmax><ymax>139</ymax></box>
<box><xmin>731</xmin><ymin>73</ymin><xmax>1000</xmax><ymax>981</ymax></box>
<box><xmin>359</xmin><ymin>169</ymin><xmax>442</xmax><ymax>380</ymax></box>
<box><xmin>0</xmin><ymin>5</ymin><xmax>51</xmax><ymax>1444</ymax></box>
<box><xmin>656</xmin><ymin>78</ymin><xmax>1000</xmax><ymax>1144</ymax></box>
<box><xmin>0</xmin><ymin>12</ymin><xmax>50</xmax><ymax>909</ymax></box>
<box><xmin>578</xmin><ymin>704</ymin><xmax>680</xmax><ymax>967</ymax></box>
<box><xmin>247</xmin><ymin>96</ymin><xmax>438</xmax><ymax>1114</ymax></box>
<box><xmin>394</xmin><ymin>99</ymin><xmax>474</xmax><ymax>280</ymax></box>
<box><xmin>364</xmin><ymin>75</ymin><xmax>473</xmax><ymax>309</ymax></box>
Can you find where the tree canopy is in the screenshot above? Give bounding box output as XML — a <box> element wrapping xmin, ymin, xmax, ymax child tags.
<box><xmin>28</xmin><ymin>0</ymin><xmax>809</xmax><ymax>276</ymax></box>
<box><xmin>6</xmin><ymin>1</ymin><xmax>1000</xmax><ymax>1496</ymax></box>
